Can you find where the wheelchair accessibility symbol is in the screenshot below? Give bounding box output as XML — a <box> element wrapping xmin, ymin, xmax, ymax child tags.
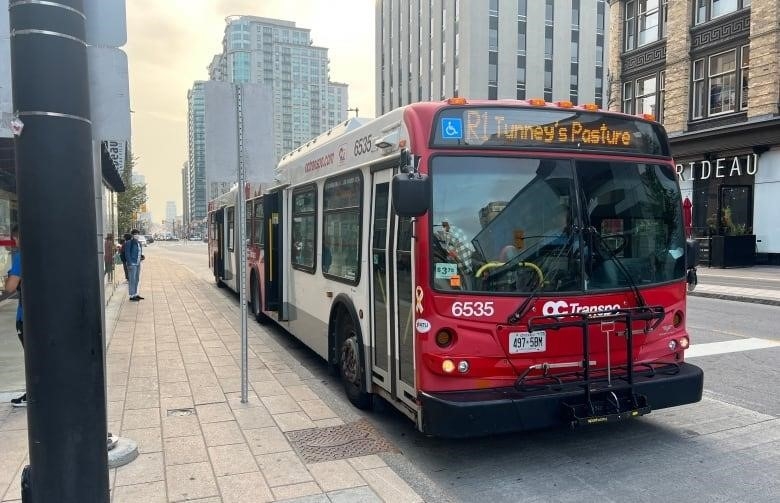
<box><xmin>441</xmin><ymin>118</ymin><xmax>463</xmax><ymax>139</ymax></box>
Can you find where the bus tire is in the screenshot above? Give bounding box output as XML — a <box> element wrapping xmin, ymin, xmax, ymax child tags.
<box><xmin>338</xmin><ymin>315</ymin><xmax>372</xmax><ymax>410</ymax></box>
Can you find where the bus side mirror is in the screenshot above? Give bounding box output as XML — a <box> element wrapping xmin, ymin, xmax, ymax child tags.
<box><xmin>685</xmin><ymin>238</ymin><xmax>700</xmax><ymax>270</ymax></box>
<box><xmin>392</xmin><ymin>173</ymin><xmax>430</xmax><ymax>217</ymax></box>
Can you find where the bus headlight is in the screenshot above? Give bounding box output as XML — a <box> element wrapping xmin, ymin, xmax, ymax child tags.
<box><xmin>668</xmin><ymin>340</ymin><xmax>677</xmax><ymax>351</ymax></box>
<box><xmin>442</xmin><ymin>359</ymin><xmax>455</xmax><ymax>373</ymax></box>
<box><xmin>679</xmin><ymin>336</ymin><xmax>690</xmax><ymax>349</ymax></box>
<box><xmin>457</xmin><ymin>360</ymin><xmax>469</xmax><ymax>373</ymax></box>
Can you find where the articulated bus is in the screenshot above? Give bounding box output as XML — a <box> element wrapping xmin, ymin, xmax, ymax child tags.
<box><xmin>208</xmin><ymin>98</ymin><xmax>703</xmax><ymax>437</ymax></box>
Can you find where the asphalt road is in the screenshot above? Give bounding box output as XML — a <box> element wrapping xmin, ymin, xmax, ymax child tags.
<box><xmin>156</xmin><ymin>242</ymin><xmax>780</xmax><ymax>503</ymax></box>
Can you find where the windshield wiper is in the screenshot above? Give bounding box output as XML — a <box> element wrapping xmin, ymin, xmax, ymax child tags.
<box><xmin>506</xmin><ymin>231</ymin><xmax>576</xmax><ymax>324</ymax></box>
<box><xmin>587</xmin><ymin>226</ymin><xmax>646</xmax><ymax>308</ymax></box>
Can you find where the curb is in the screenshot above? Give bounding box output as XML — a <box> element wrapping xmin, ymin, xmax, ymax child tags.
<box><xmin>688</xmin><ymin>291</ymin><xmax>780</xmax><ymax>307</ymax></box>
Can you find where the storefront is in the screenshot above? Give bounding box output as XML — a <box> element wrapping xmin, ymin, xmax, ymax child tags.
<box><xmin>0</xmin><ymin>138</ymin><xmax>126</xmax><ymax>299</ymax></box>
<box><xmin>671</xmin><ymin>118</ymin><xmax>780</xmax><ymax>266</ymax></box>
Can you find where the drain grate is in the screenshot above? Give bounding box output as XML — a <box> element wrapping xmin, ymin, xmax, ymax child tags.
<box><xmin>166</xmin><ymin>407</ymin><xmax>195</xmax><ymax>417</ymax></box>
<box><xmin>286</xmin><ymin>419</ymin><xmax>397</xmax><ymax>463</ymax></box>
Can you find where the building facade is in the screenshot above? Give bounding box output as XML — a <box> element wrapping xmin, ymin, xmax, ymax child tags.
<box><xmin>187</xmin><ymin>82</ymin><xmax>207</xmax><ymax>230</ymax></box>
<box><xmin>185</xmin><ymin>80</ymin><xmax>276</xmax><ymax>234</ymax></box>
<box><xmin>207</xmin><ymin>16</ymin><xmax>349</xmax><ymax>161</ymax></box>
<box><xmin>376</xmin><ymin>0</ymin><xmax>608</xmax><ymax>114</ymax></box>
<box><xmin>608</xmin><ymin>0</ymin><xmax>780</xmax><ymax>265</ymax></box>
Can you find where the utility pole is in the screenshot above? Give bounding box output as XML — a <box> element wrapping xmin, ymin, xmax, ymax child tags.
<box><xmin>10</xmin><ymin>0</ymin><xmax>109</xmax><ymax>501</ymax></box>
<box><xmin>236</xmin><ymin>84</ymin><xmax>249</xmax><ymax>403</ymax></box>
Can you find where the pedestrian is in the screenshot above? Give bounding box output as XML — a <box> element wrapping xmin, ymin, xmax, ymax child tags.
<box><xmin>123</xmin><ymin>229</ymin><xmax>145</xmax><ymax>301</ymax></box>
<box><xmin>104</xmin><ymin>233</ymin><xmax>116</xmax><ymax>283</ymax></box>
<box><xmin>4</xmin><ymin>225</ymin><xmax>25</xmax><ymax>407</ymax></box>
<box><xmin>119</xmin><ymin>233</ymin><xmax>130</xmax><ymax>282</ymax></box>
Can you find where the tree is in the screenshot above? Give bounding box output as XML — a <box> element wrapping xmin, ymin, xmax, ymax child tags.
<box><xmin>117</xmin><ymin>150</ymin><xmax>147</xmax><ymax>234</ymax></box>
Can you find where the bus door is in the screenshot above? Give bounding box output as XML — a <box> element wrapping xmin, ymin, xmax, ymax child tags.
<box><xmin>224</xmin><ymin>206</ymin><xmax>237</xmax><ymax>290</ymax></box>
<box><xmin>369</xmin><ymin>169</ymin><xmax>416</xmax><ymax>409</ymax></box>
<box><xmin>263</xmin><ymin>191</ymin><xmax>282</xmax><ymax>312</ymax></box>
<box><xmin>214</xmin><ymin>208</ymin><xmax>225</xmax><ymax>279</ymax></box>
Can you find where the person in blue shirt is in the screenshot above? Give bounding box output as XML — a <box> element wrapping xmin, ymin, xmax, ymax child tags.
<box><xmin>123</xmin><ymin>229</ymin><xmax>145</xmax><ymax>301</ymax></box>
<box><xmin>4</xmin><ymin>225</ymin><xmax>25</xmax><ymax>407</ymax></box>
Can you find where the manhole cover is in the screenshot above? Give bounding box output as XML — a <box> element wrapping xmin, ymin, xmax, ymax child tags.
<box><xmin>286</xmin><ymin>419</ymin><xmax>397</xmax><ymax>463</ymax></box>
<box><xmin>167</xmin><ymin>407</ymin><xmax>195</xmax><ymax>417</ymax></box>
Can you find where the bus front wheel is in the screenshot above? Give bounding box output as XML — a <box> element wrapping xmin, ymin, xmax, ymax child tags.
<box><xmin>339</xmin><ymin>316</ymin><xmax>372</xmax><ymax>410</ymax></box>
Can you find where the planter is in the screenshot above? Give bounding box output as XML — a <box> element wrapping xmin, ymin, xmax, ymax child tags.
<box><xmin>709</xmin><ymin>235</ymin><xmax>755</xmax><ymax>268</ymax></box>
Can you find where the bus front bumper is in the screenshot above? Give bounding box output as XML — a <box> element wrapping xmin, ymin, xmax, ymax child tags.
<box><xmin>419</xmin><ymin>362</ymin><xmax>703</xmax><ymax>438</ymax></box>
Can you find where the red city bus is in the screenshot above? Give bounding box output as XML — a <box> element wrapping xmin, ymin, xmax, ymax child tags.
<box><xmin>210</xmin><ymin>99</ymin><xmax>703</xmax><ymax>437</ymax></box>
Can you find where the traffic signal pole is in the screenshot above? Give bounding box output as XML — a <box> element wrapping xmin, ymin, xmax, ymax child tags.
<box><xmin>9</xmin><ymin>0</ymin><xmax>110</xmax><ymax>501</ymax></box>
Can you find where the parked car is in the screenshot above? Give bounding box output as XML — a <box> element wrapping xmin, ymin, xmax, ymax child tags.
<box><xmin>144</xmin><ymin>234</ymin><xmax>154</xmax><ymax>244</ymax></box>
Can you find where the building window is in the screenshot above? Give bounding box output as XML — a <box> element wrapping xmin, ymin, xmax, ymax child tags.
<box><xmin>572</xmin><ymin>0</ymin><xmax>580</xmax><ymax>29</ymax></box>
<box><xmin>292</xmin><ymin>186</ymin><xmax>317</xmax><ymax>272</ymax></box>
<box><xmin>708</xmin><ymin>49</ymin><xmax>737</xmax><ymax>115</ymax></box>
<box><xmin>622</xmin><ymin>73</ymin><xmax>663</xmax><ymax>118</ymax></box>
<box><xmin>517</xmin><ymin>19</ymin><xmax>526</xmax><ymax>54</ymax></box>
<box><xmin>624</xmin><ymin>0</ymin><xmax>667</xmax><ymax>51</ymax></box>
<box><xmin>570</xmin><ymin>63</ymin><xmax>579</xmax><ymax>104</ymax></box>
<box><xmin>658</xmin><ymin>71</ymin><xmax>666</xmax><ymax>122</ymax></box>
<box><xmin>544</xmin><ymin>26</ymin><xmax>553</xmax><ymax>58</ymax></box>
<box><xmin>517</xmin><ymin>0</ymin><xmax>527</xmax><ymax>20</ymax></box>
<box><xmin>692</xmin><ymin>59</ymin><xmax>706</xmax><ymax>118</ymax></box>
<box><xmin>636</xmin><ymin>75</ymin><xmax>657</xmax><ymax>116</ymax></box>
<box><xmin>489</xmin><ymin>51</ymin><xmax>498</xmax><ymax>99</ymax></box>
<box><xmin>740</xmin><ymin>45</ymin><xmax>749</xmax><ymax>110</ymax></box>
<box><xmin>623</xmin><ymin>81</ymin><xmax>634</xmax><ymax>113</ymax></box>
<box><xmin>517</xmin><ymin>55</ymin><xmax>526</xmax><ymax>100</ymax></box>
<box><xmin>696</xmin><ymin>0</ymin><xmax>750</xmax><ymax>25</ymax></box>
<box><xmin>690</xmin><ymin>47</ymin><xmax>748</xmax><ymax>119</ymax></box>
<box><xmin>544</xmin><ymin>60</ymin><xmax>553</xmax><ymax>102</ymax></box>
<box><xmin>545</xmin><ymin>0</ymin><xmax>554</xmax><ymax>26</ymax></box>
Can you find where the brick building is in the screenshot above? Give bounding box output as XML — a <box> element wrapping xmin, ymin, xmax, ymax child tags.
<box><xmin>608</xmin><ymin>0</ymin><xmax>780</xmax><ymax>265</ymax></box>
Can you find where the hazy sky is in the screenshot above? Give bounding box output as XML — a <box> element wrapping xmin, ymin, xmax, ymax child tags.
<box><xmin>125</xmin><ymin>0</ymin><xmax>375</xmax><ymax>223</ymax></box>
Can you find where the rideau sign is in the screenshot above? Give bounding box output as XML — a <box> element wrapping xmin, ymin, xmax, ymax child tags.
<box><xmin>675</xmin><ymin>153</ymin><xmax>758</xmax><ymax>182</ymax></box>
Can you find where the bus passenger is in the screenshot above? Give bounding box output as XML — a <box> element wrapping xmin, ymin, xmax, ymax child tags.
<box><xmin>434</xmin><ymin>218</ymin><xmax>475</xmax><ymax>273</ymax></box>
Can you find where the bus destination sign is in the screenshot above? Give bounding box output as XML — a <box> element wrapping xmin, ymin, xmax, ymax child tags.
<box><xmin>433</xmin><ymin>107</ymin><xmax>669</xmax><ymax>156</ymax></box>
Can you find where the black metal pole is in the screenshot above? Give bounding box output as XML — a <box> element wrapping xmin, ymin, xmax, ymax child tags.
<box><xmin>9</xmin><ymin>0</ymin><xmax>109</xmax><ymax>501</ymax></box>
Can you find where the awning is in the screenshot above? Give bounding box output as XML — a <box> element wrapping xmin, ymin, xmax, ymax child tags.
<box><xmin>101</xmin><ymin>142</ymin><xmax>125</xmax><ymax>193</ymax></box>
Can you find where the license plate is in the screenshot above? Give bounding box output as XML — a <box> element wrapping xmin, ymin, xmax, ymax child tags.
<box><xmin>509</xmin><ymin>331</ymin><xmax>546</xmax><ymax>354</ymax></box>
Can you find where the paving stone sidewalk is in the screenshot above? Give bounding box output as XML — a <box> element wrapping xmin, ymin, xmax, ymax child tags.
<box><xmin>0</xmin><ymin>256</ymin><xmax>423</xmax><ymax>502</ymax></box>
<box><xmin>690</xmin><ymin>266</ymin><xmax>780</xmax><ymax>306</ymax></box>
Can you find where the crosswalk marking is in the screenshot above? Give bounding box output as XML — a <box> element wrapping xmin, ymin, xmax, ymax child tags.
<box><xmin>685</xmin><ymin>337</ymin><xmax>780</xmax><ymax>358</ymax></box>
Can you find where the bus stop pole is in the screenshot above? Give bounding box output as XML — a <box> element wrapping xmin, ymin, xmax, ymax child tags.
<box><xmin>9</xmin><ymin>0</ymin><xmax>110</xmax><ymax>501</ymax></box>
<box><xmin>236</xmin><ymin>84</ymin><xmax>249</xmax><ymax>403</ymax></box>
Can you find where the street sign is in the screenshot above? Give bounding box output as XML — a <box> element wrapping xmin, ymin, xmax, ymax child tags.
<box><xmin>88</xmin><ymin>47</ymin><xmax>131</xmax><ymax>141</ymax></box>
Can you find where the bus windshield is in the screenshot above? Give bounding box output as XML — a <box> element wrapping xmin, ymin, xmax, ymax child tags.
<box><xmin>430</xmin><ymin>156</ymin><xmax>686</xmax><ymax>294</ymax></box>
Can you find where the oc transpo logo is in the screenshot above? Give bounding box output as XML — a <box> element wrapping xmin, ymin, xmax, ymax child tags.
<box><xmin>542</xmin><ymin>300</ymin><xmax>621</xmax><ymax>316</ymax></box>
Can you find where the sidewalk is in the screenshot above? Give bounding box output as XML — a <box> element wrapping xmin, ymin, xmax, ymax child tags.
<box><xmin>689</xmin><ymin>265</ymin><xmax>780</xmax><ymax>306</ymax></box>
<box><xmin>0</xmin><ymin>257</ymin><xmax>424</xmax><ymax>502</ymax></box>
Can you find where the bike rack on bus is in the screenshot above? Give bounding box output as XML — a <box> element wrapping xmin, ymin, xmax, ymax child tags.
<box><xmin>519</xmin><ymin>306</ymin><xmax>668</xmax><ymax>427</ymax></box>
